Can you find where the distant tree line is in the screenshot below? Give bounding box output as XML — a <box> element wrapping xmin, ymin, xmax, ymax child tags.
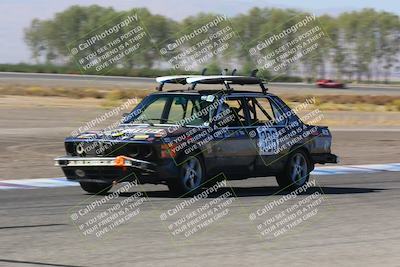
<box><xmin>24</xmin><ymin>6</ymin><xmax>400</xmax><ymax>82</ymax></box>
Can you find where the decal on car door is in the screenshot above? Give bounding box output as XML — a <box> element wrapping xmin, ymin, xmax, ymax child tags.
<box><xmin>256</xmin><ymin>127</ymin><xmax>279</xmax><ymax>155</ymax></box>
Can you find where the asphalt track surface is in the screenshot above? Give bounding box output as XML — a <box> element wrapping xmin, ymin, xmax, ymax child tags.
<box><xmin>1</xmin><ymin>72</ymin><xmax>400</xmax><ymax>95</ymax></box>
<box><xmin>1</xmin><ymin>171</ymin><xmax>399</xmax><ymax>267</ymax></box>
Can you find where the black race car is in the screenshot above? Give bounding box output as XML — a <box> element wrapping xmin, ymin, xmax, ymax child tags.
<box><xmin>55</xmin><ymin>73</ymin><xmax>338</xmax><ymax>195</ymax></box>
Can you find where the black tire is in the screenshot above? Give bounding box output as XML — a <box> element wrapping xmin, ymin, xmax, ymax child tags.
<box><xmin>276</xmin><ymin>149</ymin><xmax>311</xmax><ymax>191</ymax></box>
<box><xmin>79</xmin><ymin>181</ymin><xmax>112</xmax><ymax>194</ymax></box>
<box><xmin>167</xmin><ymin>155</ymin><xmax>205</xmax><ymax>196</ymax></box>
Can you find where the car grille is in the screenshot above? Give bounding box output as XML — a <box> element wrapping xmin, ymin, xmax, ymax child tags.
<box><xmin>63</xmin><ymin>167</ymin><xmax>136</xmax><ymax>181</ymax></box>
<box><xmin>66</xmin><ymin>141</ymin><xmax>158</xmax><ymax>161</ymax></box>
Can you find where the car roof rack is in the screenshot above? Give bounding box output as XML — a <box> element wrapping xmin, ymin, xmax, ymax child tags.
<box><xmin>156</xmin><ymin>75</ymin><xmax>198</xmax><ymax>91</ymax></box>
<box><xmin>155</xmin><ymin>68</ymin><xmax>208</xmax><ymax>91</ymax></box>
<box><xmin>156</xmin><ymin>68</ymin><xmax>268</xmax><ymax>94</ymax></box>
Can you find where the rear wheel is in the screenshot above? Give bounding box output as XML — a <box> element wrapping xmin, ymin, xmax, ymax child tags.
<box><xmin>276</xmin><ymin>150</ymin><xmax>311</xmax><ymax>191</ymax></box>
<box><xmin>79</xmin><ymin>181</ymin><xmax>112</xmax><ymax>194</ymax></box>
<box><xmin>167</xmin><ymin>155</ymin><xmax>204</xmax><ymax>196</ymax></box>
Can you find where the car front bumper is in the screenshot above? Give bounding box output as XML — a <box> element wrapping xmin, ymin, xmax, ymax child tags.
<box><xmin>54</xmin><ymin>156</ymin><xmax>178</xmax><ymax>184</ymax></box>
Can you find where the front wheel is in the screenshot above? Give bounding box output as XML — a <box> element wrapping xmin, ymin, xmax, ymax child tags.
<box><xmin>167</xmin><ymin>155</ymin><xmax>204</xmax><ymax>196</ymax></box>
<box><xmin>79</xmin><ymin>181</ymin><xmax>112</xmax><ymax>194</ymax></box>
<box><xmin>276</xmin><ymin>150</ymin><xmax>311</xmax><ymax>191</ymax></box>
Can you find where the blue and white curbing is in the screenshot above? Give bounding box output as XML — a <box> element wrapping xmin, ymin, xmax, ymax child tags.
<box><xmin>310</xmin><ymin>163</ymin><xmax>400</xmax><ymax>175</ymax></box>
<box><xmin>0</xmin><ymin>163</ymin><xmax>399</xmax><ymax>190</ymax></box>
<box><xmin>0</xmin><ymin>177</ymin><xmax>78</xmax><ymax>190</ymax></box>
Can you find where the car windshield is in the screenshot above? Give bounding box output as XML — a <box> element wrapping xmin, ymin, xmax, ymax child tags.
<box><xmin>123</xmin><ymin>94</ymin><xmax>217</xmax><ymax>126</ymax></box>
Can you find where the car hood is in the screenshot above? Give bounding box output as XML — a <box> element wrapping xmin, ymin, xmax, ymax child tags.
<box><xmin>69</xmin><ymin>124</ymin><xmax>192</xmax><ymax>142</ymax></box>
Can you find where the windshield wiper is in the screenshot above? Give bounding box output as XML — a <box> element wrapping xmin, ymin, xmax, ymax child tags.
<box><xmin>137</xmin><ymin>118</ymin><xmax>155</xmax><ymax>126</ymax></box>
<box><xmin>136</xmin><ymin>117</ymin><xmax>183</xmax><ymax>126</ymax></box>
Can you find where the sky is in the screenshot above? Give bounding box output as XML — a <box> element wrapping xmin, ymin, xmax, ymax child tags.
<box><xmin>0</xmin><ymin>0</ymin><xmax>399</xmax><ymax>64</ymax></box>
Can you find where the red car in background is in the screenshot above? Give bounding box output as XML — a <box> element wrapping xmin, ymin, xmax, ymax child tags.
<box><xmin>316</xmin><ymin>79</ymin><xmax>346</xmax><ymax>88</ymax></box>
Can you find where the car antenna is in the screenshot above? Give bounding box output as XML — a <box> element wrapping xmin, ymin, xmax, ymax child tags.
<box><xmin>201</xmin><ymin>68</ymin><xmax>207</xmax><ymax>75</ymax></box>
<box><xmin>231</xmin><ymin>69</ymin><xmax>237</xmax><ymax>75</ymax></box>
<box><xmin>221</xmin><ymin>68</ymin><xmax>228</xmax><ymax>75</ymax></box>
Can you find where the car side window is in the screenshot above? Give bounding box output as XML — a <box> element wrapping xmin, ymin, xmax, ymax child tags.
<box><xmin>185</xmin><ymin>98</ymin><xmax>207</xmax><ymax>125</ymax></box>
<box><xmin>168</xmin><ymin>96</ymin><xmax>186</xmax><ymax>121</ymax></box>
<box><xmin>217</xmin><ymin>97</ymin><xmax>249</xmax><ymax>127</ymax></box>
<box><xmin>168</xmin><ymin>96</ymin><xmax>206</xmax><ymax>125</ymax></box>
<box><xmin>271</xmin><ymin>96</ymin><xmax>298</xmax><ymax>124</ymax></box>
<box><xmin>269</xmin><ymin>98</ymin><xmax>288</xmax><ymax>126</ymax></box>
<box><xmin>248</xmin><ymin>97</ymin><xmax>287</xmax><ymax>126</ymax></box>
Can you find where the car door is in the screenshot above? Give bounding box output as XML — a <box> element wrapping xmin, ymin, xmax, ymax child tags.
<box><xmin>211</xmin><ymin>96</ymin><xmax>257</xmax><ymax>175</ymax></box>
<box><xmin>245</xmin><ymin>95</ymin><xmax>290</xmax><ymax>173</ymax></box>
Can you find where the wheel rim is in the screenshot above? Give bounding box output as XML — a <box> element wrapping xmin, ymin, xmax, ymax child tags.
<box><xmin>290</xmin><ymin>153</ymin><xmax>308</xmax><ymax>185</ymax></box>
<box><xmin>182</xmin><ymin>157</ymin><xmax>202</xmax><ymax>190</ymax></box>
